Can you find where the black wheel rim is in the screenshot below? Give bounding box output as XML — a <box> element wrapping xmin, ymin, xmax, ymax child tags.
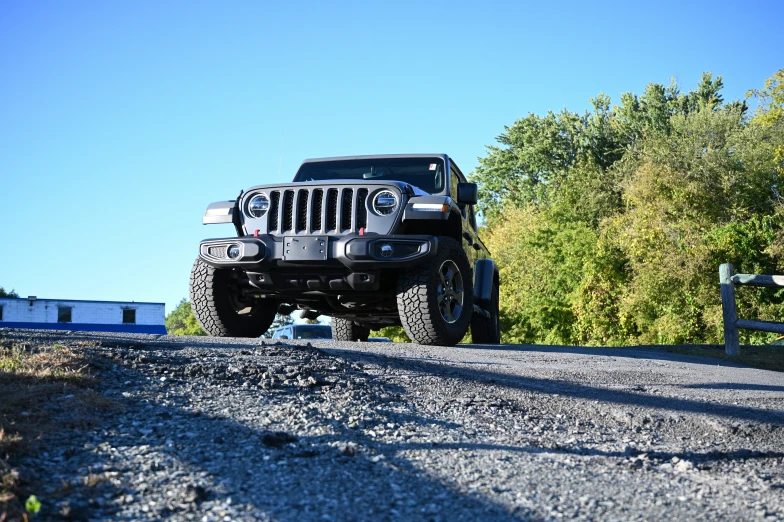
<box><xmin>437</xmin><ymin>260</ymin><xmax>464</xmax><ymax>324</ymax></box>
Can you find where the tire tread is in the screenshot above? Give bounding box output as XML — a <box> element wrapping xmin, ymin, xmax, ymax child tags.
<box><xmin>332</xmin><ymin>318</ymin><xmax>370</xmax><ymax>342</ymax></box>
<box><xmin>189</xmin><ymin>258</ymin><xmax>275</xmax><ymax>337</ymax></box>
<box><xmin>396</xmin><ymin>237</ymin><xmax>472</xmax><ymax>346</ymax></box>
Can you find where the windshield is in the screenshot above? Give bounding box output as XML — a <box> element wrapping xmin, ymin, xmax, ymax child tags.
<box><xmin>294</xmin><ymin>158</ymin><xmax>445</xmax><ymax>194</ymax></box>
<box><xmin>294</xmin><ymin>325</ymin><xmax>333</xmax><ymax>340</ymax></box>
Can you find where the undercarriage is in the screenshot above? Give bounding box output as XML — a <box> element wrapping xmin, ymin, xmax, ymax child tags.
<box><xmin>228</xmin><ymin>265</ymin><xmax>404</xmax><ymax>327</ymax></box>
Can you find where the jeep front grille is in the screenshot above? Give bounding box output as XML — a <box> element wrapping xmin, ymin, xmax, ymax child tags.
<box><xmin>267</xmin><ymin>187</ymin><xmax>370</xmax><ymax>234</ymax></box>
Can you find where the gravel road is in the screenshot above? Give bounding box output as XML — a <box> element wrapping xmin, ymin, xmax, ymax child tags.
<box><xmin>3</xmin><ymin>328</ymin><xmax>783</xmax><ymax>521</ymax></box>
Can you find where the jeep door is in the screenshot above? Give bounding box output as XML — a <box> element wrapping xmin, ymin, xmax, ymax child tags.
<box><xmin>448</xmin><ymin>161</ymin><xmax>486</xmax><ymax>267</ymax></box>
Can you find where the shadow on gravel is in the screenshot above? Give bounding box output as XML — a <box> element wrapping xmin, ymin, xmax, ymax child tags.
<box><xmin>463</xmin><ymin>343</ymin><xmax>752</xmax><ymax>368</ymax></box>
<box><xmin>22</xmin><ymin>341</ymin><xmax>532</xmax><ymax>522</ymax></box>
<box><xmin>387</xmin><ymin>441</ymin><xmax>784</xmax><ymax>464</ymax></box>
<box><xmin>326</xmin><ymin>348</ymin><xmax>784</xmax><ymax>426</ymax></box>
<box><xmin>139</xmin><ymin>408</ymin><xmax>529</xmax><ymax>521</ymax></box>
<box><xmin>75</xmin><ymin>342</ymin><xmax>781</xmax><ymax>522</ymax></box>
<box><xmin>683</xmin><ymin>383</ymin><xmax>784</xmax><ymax>392</ymax></box>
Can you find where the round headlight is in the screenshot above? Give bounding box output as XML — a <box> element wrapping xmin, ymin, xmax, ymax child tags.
<box><xmin>372</xmin><ymin>190</ymin><xmax>398</xmax><ymax>216</ymax></box>
<box><xmin>248</xmin><ymin>194</ymin><xmax>270</xmax><ymax>218</ymax></box>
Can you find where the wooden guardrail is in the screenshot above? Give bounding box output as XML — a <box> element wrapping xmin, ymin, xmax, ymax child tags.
<box><xmin>719</xmin><ymin>263</ymin><xmax>784</xmax><ymax>355</ymax></box>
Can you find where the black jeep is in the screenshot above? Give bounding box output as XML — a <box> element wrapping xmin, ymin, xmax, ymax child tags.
<box><xmin>190</xmin><ymin>154</ymin><xmax>500</xmax><ymax>346</ymax></box>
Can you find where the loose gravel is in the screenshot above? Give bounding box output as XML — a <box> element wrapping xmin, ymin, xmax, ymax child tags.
<box><xmin>2</xmin><ymin>329</ymin><xmax>783</xmax><ymax>521</ymax></box>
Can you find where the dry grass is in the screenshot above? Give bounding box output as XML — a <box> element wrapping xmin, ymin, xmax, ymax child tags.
<box><xmin>667</xmin><ymin>345</ymin><xmax>784</xmax><ymax>373</ymax></box>
<box><xmin>0</xmin><ymin>339</ymin><xmax>119</xmax><ymax>521</ymax></box>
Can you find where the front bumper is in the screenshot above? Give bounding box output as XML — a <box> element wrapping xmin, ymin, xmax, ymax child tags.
<box><xmin>199</xmin><ymin>234</ymin><xmax>437</xmax><ymax>272</ymax></box>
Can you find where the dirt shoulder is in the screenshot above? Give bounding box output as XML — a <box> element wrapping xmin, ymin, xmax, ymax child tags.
<box><xmin>1</xmin><ymin>336</ymin><xmax>120</xmax><ymax>521</ymax></box>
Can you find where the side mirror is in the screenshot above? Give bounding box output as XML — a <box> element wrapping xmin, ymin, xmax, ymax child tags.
<box><xmin>279</xmin><ymin>335</ymin><xmax>289</xmax><ymax>340</ymax></box>
<box><xmin>457</xmin><ymin>183</ymin><xmax>478</xmax><ymax>205</ymax></box>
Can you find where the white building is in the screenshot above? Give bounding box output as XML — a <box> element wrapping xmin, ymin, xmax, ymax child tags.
<box><xmin>0</xmin><ymin>296</ymin><xmax>166</xmax><ymax>334</ymax></box>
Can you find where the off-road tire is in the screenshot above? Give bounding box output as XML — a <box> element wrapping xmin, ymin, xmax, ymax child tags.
<box><xmin>471</xmin><ymin>281</ymin><xmax>501</xmax><ymax>344</ymax></box>
<box><xmin>190</xmin><ymin>258</ymin><xmax>276</xmax><ymax>337</ymax></box>
<box><xmin>332</xmin><ymin>318</ymin><xmax>371</xmax><ymax>342</ymax></box>
<box><xmin>396</xmin><ymin>236</ymin><xmax>473</xmax><ymax>346</ymax></box>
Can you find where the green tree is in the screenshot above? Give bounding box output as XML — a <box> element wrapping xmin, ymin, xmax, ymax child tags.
<box><xmin>474</xmin><ymin>69</ymin><xmax>784</xmax><ymax>346</ymax></box>
<box><xmin>0</xmin><ymin>287</ymin><xmax>19</xmax><ymax>298</ymax></box>
<box><xmin>597</xmin><ymin>104</ymin><xmax>782</xmax><ymax>344</ymax></box>
<box><xmin>483</xmin><ymin>204</ymin><xmax>598</xmax><ymax>345</ymax></box>
<box><xmin>472</xmin><ymin>109</ymin><xmax>588</xmax><ymax>220</ymax></box>
<box><xmin>165</xmin><ymin>299</ymin><xmax>206</xmax><ymax>336</ymax></box>
<box><xmin>748</xmin><ymin>68</ymin><xmax>784</xmax><ymax>126</ymax></box>
<box><xmin>692</xmin><ymin>72</ymin><xmax>724</xmax><ymax>110</ymax></box>
<box><xmin>747</xmin><ymin>68</ymin><xmax>784</xmax><ymax>177</ymax></box>
<box><xmin>748</xmin><ymin>68</ymin><xmax>784</xmax><ymax>122</ymax></box>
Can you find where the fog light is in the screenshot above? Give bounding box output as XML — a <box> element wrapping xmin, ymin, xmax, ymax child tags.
<box><xmin>379</xmin><ymin>244</ymin><xmax>393</xmax><ymax>258</ymax></box>
<box><xmin>227</xmin><ymin>245</ymin><xmax>241</xmax><ymax>259</ymax></box>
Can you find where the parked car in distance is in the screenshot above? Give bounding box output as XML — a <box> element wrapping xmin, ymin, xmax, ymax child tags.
<box><xmin>269</xmin><ymin>325</ymin><xmax>393</xmax><ymax>342</ymax></box>
<box><xmin>271</xmin><ymin>324</ymin><xmax>333</xmax><ymax>340</ymax></box>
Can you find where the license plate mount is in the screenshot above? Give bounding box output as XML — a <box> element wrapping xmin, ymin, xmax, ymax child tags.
<box><xmin>283</xmin><ymin>236</ymin><xmax>328</xmax><ymax>261</ymax></box>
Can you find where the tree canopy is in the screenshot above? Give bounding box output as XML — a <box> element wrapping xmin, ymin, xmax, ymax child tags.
<box><xmin>0</xmin><ymin>287</ymin><xmax>19</xmax><ymax>298</ymax></box>
<box><xmin>474</xmin><ymin>69</ymin><xmax>784</xmax><ymax>346</ymax></box>
<box><xmin>165</xmin><ymin>299</ymin><xmax>206</xmax><ymax>336</ymax></box>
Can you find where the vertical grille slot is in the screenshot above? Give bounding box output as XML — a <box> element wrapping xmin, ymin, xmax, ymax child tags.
<box><xmin>310</xmin><ymin>189</ymin><xmax>324</xmax><ymax>232</ymax></box>
<box><xmin>295</xmin><ymin>189</ymin><xmax>309</xmax><ymax>232</ymax></box>
<box><xmin>340</xmin><ymin>189</ymin><xmax>353</xmax><ymax>231</ymax></box>
<box><xmin>356</xmin><ymin>188</ymin><xmax>368</xmax><ymax>230</ymax></box>
<box><xmin>326</xmin><ymin>189</ymin><xmax>339</xmax><ymax>231</ymax></box>
<box><xmin>268</xmin><ymin>191</ymin><xmax>280</xmax><ymax>232</ymax></box>
<box><xmin>282</xmin><ymin>190</ymin><xmax>294</xmax><ymax>232</ymax></box>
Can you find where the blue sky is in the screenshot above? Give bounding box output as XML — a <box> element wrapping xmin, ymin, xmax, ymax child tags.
<box><xmin>1</xmin><ymin>0</ymin><xmax>782</xmax><ymax>315</ymax></box>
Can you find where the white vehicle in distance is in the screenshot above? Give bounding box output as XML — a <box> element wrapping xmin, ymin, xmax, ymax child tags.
<box><xmin>270</xmin><ymin>324</ymin><xmax>393</xmax><ymax>342</ymax></box>
<box><xmin>271</xmin><ymin>324</ymin><xmax>333</xmax><ymax>340</ymax></box>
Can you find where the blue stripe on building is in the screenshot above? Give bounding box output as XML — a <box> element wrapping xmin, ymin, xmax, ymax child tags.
<box><xmin>0</xmin><ymin>322</ymin><xmax>167</xmax><ymax>335</ymax></box>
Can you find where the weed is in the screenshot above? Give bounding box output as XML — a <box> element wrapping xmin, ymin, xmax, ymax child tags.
<box><xmin>0</xmin><ymin>345</ymin><xmax>26</xmax><ymax>373</ymax></box>
<box><xmin>24</xmin><ymin>496</ymin><xmax>40</xmax><ymax>514</ymax></box>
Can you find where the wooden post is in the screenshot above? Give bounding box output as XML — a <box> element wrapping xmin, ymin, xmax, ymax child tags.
<box><xmin>720</xmin><ymin>263</ymin><xmax>740</xmax><ymax>355</ymax></box>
